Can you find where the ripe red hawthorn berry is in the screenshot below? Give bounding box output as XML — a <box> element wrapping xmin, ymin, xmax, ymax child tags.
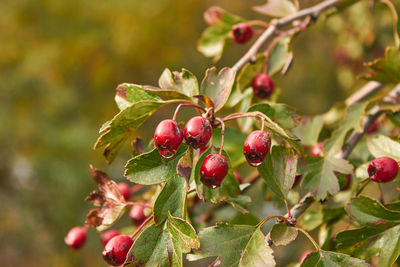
<box><xmin>232</xmin><ymin>23</ymin><xmax>253</xmax><ymax>44</ymax></box>
<box><xmin>102</xmin><ymin>235</ymin><xmax>133</xmax><ymax>266</ymax></box>
<box><xmin>251</xmin><ymin>74</ymin><xmax>274</xmax><ymax>99</ymax></box>
<box><xmin>200</xmin><ymin>153</ymin><xmax>229</xmax><ymax>188</ymax></box>
<box><xmin>184</xmin><ymin>116</ymin><xmax>212</xmax><ymax>149</ymax></box>
<box><xmin>154</xmin><ymin>119</ymin><xmax>183</xmax><ymax>159</ymax></box>
<box><xmin>65</xmin><ymin>226</ymin><xmax>87</xmax><ymax>250</ymax></box>
<box><xmin>310</xmin><ymin>142</ymin><xmax>324</xmax><ymax>157</ymax></box>
<box><xmin>129</xmin><ymin>204</ymin><xmax>147</xmax><ymax>227</ymax></box>
<box><xmin>368</xmin><ymin>157</ymin><xmax>399</xmax><ymax>183</ymax></box>
<box><xmin>117</xmin><ymin>182</ymin><xmax>131</xmax><ymax>201</ymax></box>
<box><xmin>366</xmin><ymin>120</ymin><xmax>379</xmax><ymax>134</ymax></box>
<box><xmin>100</xmin><ymin>229</ymin><xmax>120</xmax><ymax>246</ymax></box>
<box><xmin>243</xmin><ymin>130</ymin><xmax>271</xmax><ymax>167</ymax></box>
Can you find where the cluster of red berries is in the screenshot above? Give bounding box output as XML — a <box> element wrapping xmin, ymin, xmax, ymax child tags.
<box><xmin>154</xmin><ymin>113</ymin><xmax>272</xmax><ymax>188</ymax></box>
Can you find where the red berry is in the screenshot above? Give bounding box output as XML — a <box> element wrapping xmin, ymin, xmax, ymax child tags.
<box><xmin>251</xmin><ymin>74</ymin><xmax>274</xmax><ymax>99</ymax></box>
<box><xmin>233</xmin><ymin>171</ymin><xmax>243</xmax><ymax>184</ymax></box>
<box><xmin>243</xmin><ymin>130</ymin><xmax>271</xmax><ymax>167</ymax></box>
<box><xmin>232</xmin><ymin>23</ymin><xmax>253</xmax><ymax>44</ymax></box>
<box><xmin>366</xmin><ymin>120</ymin><xmax>379</xmax><ymax>134</ymax></box>
<box><xmin>300</xmin><ymin>250</ymin><xmax>314</xmax><ymax>263</ymax></box>
<box><xmin>292</xmin><ymin>174</ymin><xmax>303</xmax><ymax>188</ymax></box>
<box><xmin>102</xmin><ymin>235</ymin><xmax>133</xmax><ymax>266</ymax></box>
<box><xmin>117</xmin><ymin>182</ymin><xmax>131</xmax><ymax>201</ymax></box>
<box><xmin>129</xmin><ymin>204</ymin><xmax>147</xmax><ymax>227</ymax></box>
<box><xmin>184</xmin><ymin>116</ymin><xmax>213</xmax><ymax>149</ymax></box>
<box><xmin>310</xmin><ymin>142</ymin><xmax>324</xmax><ymax>157</ymax></box>
<box><xmin>154</xmin><ymin>119</ymin><xmax>183</xmax><ymax>159</ymax></box>
<box><xmin>200</xmin><ymin>153</ymin><xmax>229</xmax><ymax>188</ymax></box>
<box><xmin>100</xmin><ymin>229</ymin><xmax>120</xmax><ymax>246</ymax></box>
<box><xmin>368</xmin><ymin>157</ymin><xmax>399</xmax><ymax>183</ymax></box>
<box><xmin>65</xmin><ymin>226</ymin><xmax>87</xmax><ymax>250</ymax></box>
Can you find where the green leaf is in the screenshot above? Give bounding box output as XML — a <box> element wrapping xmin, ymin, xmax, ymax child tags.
<box><xmin>252</xmin><ymin>0</ymin><xmax>297</xmax><ymax>17</ymax></box>
<box><xmin>158</xmin><ymin>68</ymin><xmax>199</xmax><ymax>97</ymax></box>
<box><xmin>197</xmin><ymin>9</ymin><xmax>243</xmax><ymax>61</ymax></box>
<box><xmin>124</xmin><ymin>145</ymin><xmax>188</xmax><ymax>185</ymax></box>
<box><xmin>248</xmin><ymin>103</ymin><xmax>300</xmax><ymax>130</ymax></box>
<box><xmin>362</xmin><ymin>47</ymin><xmax>400</xmax><ymax>83</ymax></box>
<box><xmin>94</xmin><ymin>100</ymin><xmax>171</xmax><ymax>163</ymax></box>
<box><xmin>153</xmin><ymin>173</ymin><xmax>186</xmax><ymax>225</ymax></box>
<box><xmin>267</xmin><ymin>37</ymin><xmax>293</xmax><ymax>76</ymax></box>
<box><xmin>300</xmin><ymin>250</ymin><xmax>368</xmax><ymax>267</ymax></box>
<box><xmin>258</xmin><ymin>146</ymin><xmax>298</xmax><ymax>200</ymax></box>
<box><xmin>324</xmin><ymin>102</ymin><xmax>367</xmax><ymax>155</ymax></box>
<box><xmin>200</xmin><ymin>67</ymin><xmax>235</xmax><ymax>112</ymax></box>
<box><xmin>115</xmin><ymin>83</ymin><xmax>191</xmax><ymax>111</ymax></box>
<box><xmin>292</xmin><ymin>116</ymin><xmax>324</xmax><ymax>146</ymax></box>
<box><xmin>188</xmin><ymin>224</ymin><xmax>275</xmax><ymax>267</ymax></box>
<box><xmin>299</xmin><ymin>210</ymin><xmax>323</xmax><ymax>231</ymax></box>
<box><xmin>367</xmin><ymin>134</ymin><xmax>400</xmax><ymax>161</ymax></box>
<box><xmin>235</xmin><ymin>54</ymin><xmax>265</xmax><ymax>93</ymax></box>
<box><xmin>345</xmin><ymin>195</ymin><xmax>400</xmax><ymax>225</ymax></box>
<box><xmin>270</xmin><ymin>223</ymin><xmax>298</xmax><ymax>246</ymax></box>
<box><xmin>301</xmin><ymin>156</ymin><xmax>353</xmax><ymax>200</ymax></box>
<box><xmin>126</xmin><ymin>215</ymin><xmax>199</xmax><ymax>267</ymax></box>
<box><xmin>336</xmin><ymin>225</ymin><xmax>400</xmax><ymax>267</ymax></box>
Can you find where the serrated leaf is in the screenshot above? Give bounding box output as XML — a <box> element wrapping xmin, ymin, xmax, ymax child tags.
<box><xmin>124</xmin><ymin>145</ymin><xmax>188</xmax><ymax>185</ymax></box>
<box><xmin>115</xmin><ymin>83</ymin><xmax>191</xmax><ymax>111</ymax></box>
<box><xmin>252</xmin><ymin>0</ymin><xmax>297</xmax><ymax>17</ymax></box>
<box><xmin>300</xmin><ymin>250</ymin><xmax>368</xmax><ymax>267</ymax></box>
<box><xmin>367</xmin><ymin>134</ymin><xmax>400</xmax><ymax>161</ymax></box>
<box><xmin>200</xmin><ymin>67</ymin><xmax>235</xmax><ymax>112</ymax></box>
<box><xmin>336</xmin><ymin>224</ymin><xmax>400</xmax><ymax>267</ymax></box>
<box><xmin>126</xmin><ymin>215</ymin><xmax>199</xmax><ymax>267</ymax></box>
<box><xmin>362</xmin><ymin>47</ymin><xmax>400</xmax><ymax>83</ymax></box>
<box><xmin>345</xmin><ymin>195</ymin><xmax>400</xmax><ymax>225</ymax></box>
<box><xmin>292</xmin><ymin>116</ymin><xmax>324</xmax><ymax>146</ymax></box>
<box><xmin>158</xmin><ymin>68</ymin><xmax>199</xmax><ymax>97</ymax></box>
<box><xmin>188</xmin><ymin>224</ymin><xmax>275</xmax><ymax>267</ymax></box>
<box><xmin>301</xmin><ymin>156</ymin><xmax>353</xmax><ymax>200</ymax></box>
<box><xmin>324</xmin><ymin>102</ymin><xmax>367</xmax><ymax>155</ymax></box>
<box><xmin>94</xmin><ymin>100</ymin><xmax>172</xmax><ymax>163</ymax></box>
<box><xmin>153</xmin><ymin>173</ymin><xmax>186</xmax><ymax>225</ymax></box>
<box><xmin>258</xmin><ymin>146</ymin><xmax>298</xmax><ymax>200</ymax></box>
<box><xmin>270</xmin><ymin>223</ymin><xmax>298</xmax><ymax>246</ymax></box>
<box><xmin>248</xmin><ymin>103</ymin><xmax>300</xmax><ymax>130</ymax></box>
<box><xmin>267</xmin><ymin>37</ymin><xmax>293</xmax><ymax>76</ymax></box>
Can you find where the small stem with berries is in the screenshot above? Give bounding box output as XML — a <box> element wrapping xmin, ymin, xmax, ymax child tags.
<box><xmin>172</xmin><ymin>103</ymin><xmax>206</xmax><ymax>121</ymax></box>
<box><xmin>215</xmin><ymin>117</ymin><xmax>225</xmax><ymax>155</ymax></box>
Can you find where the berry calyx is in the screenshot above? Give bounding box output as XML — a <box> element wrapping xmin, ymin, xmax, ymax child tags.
<box><xmin>117</xmin><ymin>182</ymin><xmax>131</xmax><ymax>201</ymax></box>
<box><xmin>243</xmin><ymin>130</ymin><xmax>271</xmax><ymax>167</ymax></box>
<box><xmin>368</xmin><ymin>157</ymin><xmax>399</xmax><ymax>183</ymax></box>
<box><xmin>184</xmin><ymin>116</ymin><xmax>213</xmax><ymax>149</ymax></box>
<box><xmin>100</xmin><ymin>229</ymin><xmax>120</xmax><ymax>246</ymax></box>
<box><xmin>154</xmin><ymin>119</ymin><xmax>184</xmax><ymax>159</ymax></box>
<box><xmin>102</xmin><ymin>235</ymin><xmax>133</xmax><ymax>266</ymax></box>
<box><xmin>251</xmin><ymin>74</ymin><xmax>274</xmax><ymax>99</ymax></box>
<box><xmin>232</xmin><ymin>23</ymin><xmax>253</xmax><ymax>44</ymax></box>
<box><xmin>200</xmin><ymin>153</ymin><xmax>229</xmax><ymax>188</ymax></box>
<box><xmin>129</xmin><ymin>204</ymin><xmax>147</xmax><ymax>227</ymax></box>
<box><xmin>310</xmin><ymin>142</ymin><xmax>324</xmax><ymax>157</ymax></box>
<box><xmin>65</xmin><ymin>226</ymin><xmax>87</xmax><ymax>250</ymax></box>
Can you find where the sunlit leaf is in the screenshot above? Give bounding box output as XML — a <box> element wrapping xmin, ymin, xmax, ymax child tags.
<box><xmin>248</xmin><ymin>103</ymin><xmax>300</xmax><ymax>130</ymax></box>
<box><xmin>362</xmin><ymin>47</ymin><xmax>400</xmax><ymax>83</ymax></box>
<box><xmin>300</xmin><ymin>250</ymin><xmax>368</xmax><ymax>267</ymax></box>
<box><xmin>292</xmin><ymin>116</ymin><xmax>324</xmax><ymax>146</ymax></box>
<box><xmin>367</xmin><ymin>134</ymin><xmax>400</xmax><ymax>161</ymax></box>
<box><xmin>252</xmin><ymin>0</ymin><xmax>297</xmax><ymax>17</ymax></box>
<box><xmin>158</xmin><ymin>68</ymin><xmax>199</xmax><ymax>97</ymax></box>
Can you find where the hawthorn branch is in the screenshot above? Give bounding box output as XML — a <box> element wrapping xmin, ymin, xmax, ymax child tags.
<box><xmin>232</xmin><ymin>0</ymin><xmax>343</xmax><ymax>73</ymax></box>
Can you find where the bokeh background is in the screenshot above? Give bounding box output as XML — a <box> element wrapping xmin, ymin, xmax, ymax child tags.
<box><xmin>0</xmin><ymin>0</ymin><xmax>397</xmax><ymax>266</ymax></box>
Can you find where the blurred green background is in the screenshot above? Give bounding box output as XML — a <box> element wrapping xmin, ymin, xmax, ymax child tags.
<box><xmin>0</xmin><ymin>0</ymin><xmax>397</xmax><ymax>266</ymax></box>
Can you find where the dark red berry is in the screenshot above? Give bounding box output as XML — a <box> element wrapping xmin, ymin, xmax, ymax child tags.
<box><xmin>300</xmin><ymin>250</ymin><xmax>314</xmax><ymax>263</ymax></box>
<box><xmin>292</xmin><ymin>174</ymin><xmax>303</xmax><ymax>188</ymax></box>
<box><xmin>200</xmin><ymin>153</ymin><xmax>229</xmax><ymax>188</ymax></box>
<box><xmin>368</xmin><ymin>157</ymin><xmax>399</xmax><ymax>183</ymax></box>
<box><xmin>243</xmin><ymin>130</ymin><xmax>271</xmax><ymax>167</ymax></box>
<box><xmin>366</xmin><ymin>120</ymin><xmax>379</xmax><ymax>134</ymax></box>
<box><xmin>65</xmin><ymin>226</ymin><xmax>87</xmax><ymax>250</ymax></box>
<box><xmin>129</xmin><ymin>204</ymin><xmax>147</xmax><ymax>227</ymax></box>
<box><xmin>233</xmin><ymin>171</ymin><xmax>243</xmax><ymax>184</ymax></box>
<box><xmin>338</xmin><ymin>174</ymin><xmax>352</xmax><ymax>190</ymax></box>
<box><xmin>100</xmin><ymin>229</ymin><xmax>120</xmax><ymax>246</ymax></box>
<box><xmin>310</xmin><ymin>142</ymin><xmax>324</xmax><ymax>157</ymax></box>
<box><xmin>154</xmin><ymin>119</ymin><xmax>183</xmax><ymax>159</ymax></box>
<box><xmin>184</xmin><ymin>116</ymin><xmax>213</xmax><ymax>149</ymax></box>
<box><xmin>251</xmin><ymin>74</ymin><xmax>274</xmax><ymax>99</ymax></box>
<box><xmin>232</xmin><ymin>23</ymin><xmax>253</xmax><ymax>44</ymax></box>
<box><xmin>102</xmin><ymin>235</ymin><xmax>133</xmax><ymax>266</ymax></box>
<box><xmin>117</xmin><ymin>182</ymin><xmax>131</xmax><ymax>201</ymax></box>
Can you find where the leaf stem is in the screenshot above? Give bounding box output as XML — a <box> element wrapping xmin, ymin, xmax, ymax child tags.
<box><xmin>172</xmin><ymin>103</ymin><xmax>206</xmax><ymax>121</ymax></box>
<box><xmin>259</xmin><ymin>215</ymin><xmax>287</xmax><ymax>227</ymax></box>
<box><xmin>222</xmin><ymin>112</ymin><xmax>265</xmax><ymax>131</ymax></box>
<box><xmin>355</xmin><ymin>178</ymin><xmax>370</xmax><ymax>196</ymax></box>
<box><xmin>215</xmin><ymin>117</ymin><xmax>225</xmax><ymax>155</ymax></box>
<box><xmin>296</xmin><ymin>227</ymin><xmax>321</xmax><ymax>251</ymax></box>
<box><xmin>130</xmin><ymin>214</ymin><xmax>153</xmax><ymax>240</ymax></box>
